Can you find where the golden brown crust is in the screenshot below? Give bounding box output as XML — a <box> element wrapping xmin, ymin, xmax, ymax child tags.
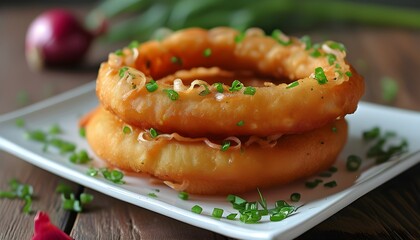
<box><xmin>85</xmin><ymin>107</ymin><xmax>348</xmax><ymax>195</ymax></box>
<box><xmin>96</xmin><ymin>27</ymin><xmax>364</xmax><ymax>137</ymax></box>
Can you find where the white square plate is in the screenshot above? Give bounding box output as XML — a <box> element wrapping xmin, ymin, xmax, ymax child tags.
<box><xmin>0</xmin><ymin>82</ymin><xmax>419</xmax><ymax>240</ymax></box>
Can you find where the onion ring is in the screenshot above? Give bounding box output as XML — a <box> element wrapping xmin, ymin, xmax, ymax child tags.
<box><xmin>97</xmin><ymin>27</ymin><xmax>364</xmax><ymax>137</ymax></box>
<box><xmin>84</xmin><ymin>107</ymin><xmax>348</xmax><ymax>195</ymax></box>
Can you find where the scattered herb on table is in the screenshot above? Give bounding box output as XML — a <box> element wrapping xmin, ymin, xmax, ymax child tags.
<box><xmin>0</xmin><ymin>179</ymin><xmax>34</xmax><ymax>214</ymax></box>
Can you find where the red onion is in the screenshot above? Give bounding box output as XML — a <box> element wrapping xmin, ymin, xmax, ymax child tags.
<box><xmin>26</xmin><ymin>9</ymin><xmax>93</xmax><ymax>70</ymax></box>
<box><xmin>32</xmin><ymin>211</ymin><xmax>72</xmax><ymax>240</ymax></box>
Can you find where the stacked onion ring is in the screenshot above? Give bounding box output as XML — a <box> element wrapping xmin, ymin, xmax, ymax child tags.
<box><xmin>83</xmin><ymin>27</ymin><xmax>364</xmax><ymax>195</ymax></box>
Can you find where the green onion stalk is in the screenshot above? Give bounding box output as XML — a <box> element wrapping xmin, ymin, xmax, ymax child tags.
<box><xmin>87</xmin><ymin>0</ymin><xmax>420</xmax><ymax>43</ymax></box>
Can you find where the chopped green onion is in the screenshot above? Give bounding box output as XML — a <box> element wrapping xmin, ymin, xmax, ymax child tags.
<box><xmin>122</xmin><ymin>126</ymin><xmax>132</xmax><ymax>134</ymax></box>
<box><xmin>305</xmin><ymin>179</ymin><xmax>323</xmax><ymax>189</ymax></box>
<box><xmin>128</xmin><ymin>40</ymin><xmax>139</xmax><ymax>49</ymax></box>
<box><xmin>118</xmin><ymin>67</ymin><xmax>128</xmax><ymax>78</ymax></box>
<box><xmin>178</xmin><ymin>191</ymin><xmax>189</xmax><ymax>200</ymax></box>
<box><xmin>80</xmin><ymin>193</ymin><xmax>94</xmax><ymax>204</ymax></box>
<box><xmin>191</xmin><ymin>205</ymin><xmax>203</xmax><ymax>214</ymax></box>
<box><xmin>243</xmin><ymin>86</ymin><xmax>256</xmax><ymax>95</ymax></box>
<box><xmin>15</xmin><ymin>118</ymin><xmax>25</xmax><ymax>128</ymax></box>
<box><xmin>286</xmin><ymin>81</ymin><xmax>299</xmax><ymax>89</ymax></box>
<box><xmin>101</xmin><ymin>168</ymin><xmax>125</xmax><ymax>184</ymax></box>
<box><xmin>226</xmin><ymin>213</ymin><xmax>237</xmax><ymax>220</ymax></box>
<box><xmin>345</xmin><ymin>71</ymin><xmax>353</xmax><ymax>77</ymax></box>
<box><xmin>25</xmin><ymin>129</ymin><xmax>47</xmax><ymax>142</ymax></box>
<box><xmin>69</xmin><ymin>149</ymin><xmax>90</xmax><ymax>164</ymax></box>
<box><xmin>363</xmin><ymin>127</ymin><xmax>380</xmax><ymax>140</ymax></box>
<box><xmin>300</xmin><ymin>35</ymin><xmax>312</xmax><ymax>50</ymax></box>
<box><xmin>148</xmin><ymin>193</ymin><xmax>157</xmax><ymax>198</ymax></box>
<box><xmin>346</xmin><ymin>155</ymin><xmax>362</xmax><ymax>172</ymax></box>
<box><xmin>229</xmin><ymin>80</ymin><xmax>243</xmax><ymax>92</ymax></box>
<box><xmin>324</xmin><ymin>180</ymin><xmax>337</xmax><ymax>188</ymax></box>
<box><xmin>199</xmin><ymin>84</ymin><xmax>211</xmax><ymax>96</ymax></box>
<box><xmin>234</xmin><ymin>32</ymin><xmax>245</xmax><ymax>43</ymax></box>
<box><xmin>271</xmin><ymin>29</ymin><xmax>292</xmax><ymax>46</ymax></box>
<box><xmin>236</xmin><ymin>120</ymin><xmax>245</xmax><ymax>126</ymax></box>
<box><xmin>203</xmin><ymin>48</ymin><xmax>212</xmax><ymax>57</ymax></box>
<box><xmin>328</xmin><ymin>166</ymin><xmax>338</xmax><ymax>172</ymax></box>
<box><xmin>0</xmin><ymin>191</ymin><xmax>17</xmax><ymax>198</ymax></box>
<box><xmin>314</xmin><ymin>67</ymin><xmax>328</xmax><ymax>84</ymax></box>
<box><xmin>212</xmin><ymin>208</ymin><xmax>224</xmax><ymax>218</ymax></box>
<box><xmin>149</xmin><ymin>128</ymin><xmax>158</xmax><ymax>138</ymax></box>
<box><xmin>170</xmin><ymin>56</ymin><xmax>182</xmax><ymax>65</ymax></box>
<box><xmin>214</xmin><ymin>83</ymin><xmax>224</xmax><ymax>93</ymax></box>
<box><xmin>326</xmin><ymin>53</ymin><xmax>336</xmax><ymax>66</ymax></box>
<box><xmin>310</xmin><ymin>49</ymin><xmax>322</xmax><ymax>58</ymax></box>
<box><xmin>49</xmin><ymin>124</ymin><xmax>61</xmax><ymax>135</ymax></box>
<box><xmin>55</xmin><ymin>183</ymin><xmax>73</xmax><ymax>196</ymax></box>
<box><xmin>163</xmin><ymin>89</ymin><xmax>179</xmax><ymax>101</ymax></box>
<box><xmin>270</xmin><ymin>212</ymin><xmax>287</xmax><ymax>222</ymax></box>
<box><xmin>290</xmin><ymin>193</ymin><xmax>301</xmax><ymax>202</ymax></box>
<box><xmin>114</xmin><ymin>49</ymin><xmax>123</xmax><ymax>56</ymax></box>
<box><xmin>331</xmin><ymin>126</ymin><xmax>337</xmax><ymax>132</ymax></box>
<box><xmin>22</xmin><ymin>195</ymin><xmax>32</xmax><ymax>214</ymax></box>
<box><xmin>146</xmin><ymin>79</ymin><xmax>158</xmax><ymax>92</ymax></box>
<box><xmin>87</xmin><ymin>167</ymin><xmax>99</xmax><ymax>177</ymax></box>
<box><xmin>79</xmin><ymin>127</ymin><xmax>86</xmax><ymax>138</ymax></box>
<box><xmin>327</xmin><ymin>41</ymin><xmax>346</xmax><ymax>52</ymax></box>
<box><xmin>221</xmin><ymin>140</ymin><xmax>230</xmax><ymax>151</ymax></box>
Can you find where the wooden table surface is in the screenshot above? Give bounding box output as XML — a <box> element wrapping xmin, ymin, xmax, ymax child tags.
<box><xmin>1</xmin><ymin>4</ymin><xmax>419</xmax><ymax>240</ymax></box>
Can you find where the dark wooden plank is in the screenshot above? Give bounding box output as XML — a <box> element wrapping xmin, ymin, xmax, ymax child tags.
<box><xmin>70</xmin><ymin>188</ymin><xmax>227</xmax><ymax>240</ymax></box>
<box><xmin>0</xmin><ymin>152</ymin><xmax>79</xmax><ymax>239</ymax></box>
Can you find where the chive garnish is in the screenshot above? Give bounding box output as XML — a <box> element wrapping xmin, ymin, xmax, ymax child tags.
<box><xmin>290</xmin><ymin>193</ymin><xmax>301</xmax><ymax>202</ymax></box>
<box><xmin>15</xmin><ymin>118</ymin><xmax>25</xmax><ymax>128</ymax></box>
<box><xmin>170</xmin><ymin>56</ymin><xmax>182</xmax><ymax>65</ymax></box>
<box><xmin>243</xmin><ymin>86</ymin><xmax>256</xmax><ymax>95</ymax></box>
<box><xmin>146</xmin><ymin>79</ymin><xmax>158</xmax><ymax>92</ymax></box>
<box><xmin>305</xmin><ymin>179</ymin><xmax>323</xmax><ymax>189</ymax></box>
<box><xmin>101</xmin><ymin>168</ymin><xmax>125</xmax><ymax>184</ymax></box>
<box><xmin>178</xmin><ymin>191</ymin><xmax>189</xmax><ymax>200</ymax></box>
<box><xmin>345</xmin><ymin>71</ymin><xmax>353</xmax><ymax>77</ymax></box>
<box><xmin>226</xmin><ymin>213</ymin><xmax>238</xmax><ymax>220</ymax></box>
<box><xmin>114</xmin><ymin>49</ymin><xmax>123</xmax><ymax>56</ymax></box>
<box><xmin>212</xmin><ymin>208</ymin><xmax>224</xmax><ymax>218</ymax></box>
<box><xmin>314</xmin><ymin>67</ymin><xmax>328</xmax><ymax>84</ymax></box>
<box><xmin>234</xmin><ymin>32</ymin><xmax>245</xmax><ymax>43</ymax></box>
<box><xmin>163</xmin><ymin>89</ymin><xmax>179</xmax><ymax>101</ymax></box>
<box><xmin>0</xmin><ymin>179</ymin><xmax>34</xmax><ymax>214</ymax></box>
<box><xmin>79</xmin><ymin>127</ymin><xmax>86</xmax><ymax>138</ymax></box>
<box><xmin>119</xmin><ymin>67</ymin><xmax>129</xmax><ymax>78</ymax></box>
<box><xmin>363</xmin><ymin>127</ymin><xmax>380</xmax><ymax>140</ymax></box>
<box><xmin>310</xmin><ymin>49</ymin><xmax>322</xmax><ymax>58</ymax></box>
<box><xmin>203</xmin><ymin>48</ymin><xmax>212</xmax><ymax>57</ymax></box>
<box><xmin>331</xmin><ymin>126</ymin><xmax>338</xmax><ymax>132</ymax></box>
<box><xmin>324</xmin><ymin>181</ymin><xmax>337</xmax><ymax>188</ymax></box>
<box><xmin>149</xmin><ymin>128</ymin><xmax>158</xmax><ymax>138</ymax></box>
<box><xmin>271</xmin><ymin>29</ymin><xmax>292</xmax><ymax>46</ymax></box>
<box><xmin>236</xmin><ymin>120</ymin><xmax>245</xmax><ymax>126</ymax></box>
<box><xmin>128</xmin><ymin>40</ymin><xmax>139</xmax><ymax>49</ymax></box>
<box><xmin>123</xmin><ymin>126</ymin><xmax>132</xmax><ymax>134</ymax></box>
<box><xmin>58</xmin><ymin>184</ymin><xmax>93</xmax><ymax>212</ymax></box>
<box><xmin>86</xmin><ymin>167</ymin><xmax>98</xmax><ymax>177</ymax></box>
<box><xmin>346</xmin><ymin>155</ymin><xmax>362</xmax><ymax>172</ymax></box>
<box><xmin>328</xmin><ymin>166</ymin><xmax>338</xmax><ymax>172</ymax></box>
<box><xmin>286</xmin><ymin>81</ymin><xmax>299</xmax><ymax>89</ymax></box>
<box><xmin>69</xmin><ymin>149</ymin><xmax>90</xmax><ymax>164</ymax></box>
<box><xmin>191</xmin><ymin>205</ymin><xmax>203</xmax><ymax>214</ymax></box>
<box><xmin>326</xmin><ymin>53</ymin><xmax>336</xmax><ymax>66</ymax></box>
<box><xmin>229</xmin><ymin>80</ymin><xmax>243</xmax><ymax>92</ymax></box>
<box><xmin>221</xmin><ymin>140</ymin><xmax>231</xmax><ymax>151</ymax></box>
<box><xmin>148</xmin><ymin>193</ymin><xmax>158</xmax><ymax>198</ymax></box>
<box><xmin>327</xmin><ymin>41</ymin><xmax>346</xmax><ymax>52</ymax></box>
<box><xmin>25</xmin><ymin>129</ymin><xmax>47</xmax><ymax>142</ymax></box>
<box><xmin>214</xmin><ymin>83</ymin><xmax>224</xmax><ymax>93</ymax></box>
<box><xmin>381</xmin><ymin>76</ymin><xmax>398</xmax><ymax>103</ymax></box>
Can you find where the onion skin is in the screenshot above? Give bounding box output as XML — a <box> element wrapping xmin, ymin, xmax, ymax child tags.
<box><xmin>26</xmin><ymin>9</ymin><xmax>93</xmax><ymax>70</ymax></box>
